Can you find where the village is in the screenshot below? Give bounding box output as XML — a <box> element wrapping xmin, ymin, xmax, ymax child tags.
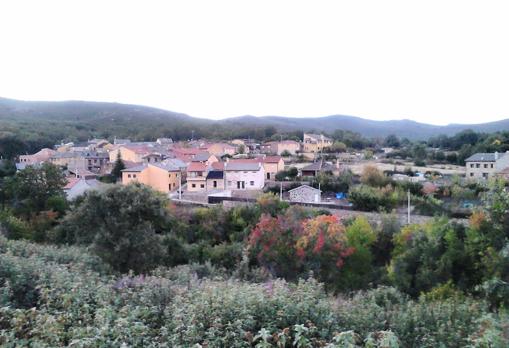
<box><xmin>14</xmin><ymin>132</ymin><xmax>508</xmax><ymax>218</ymax></box>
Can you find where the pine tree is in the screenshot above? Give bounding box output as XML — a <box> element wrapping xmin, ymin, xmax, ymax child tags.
<box><xmin>111</xmin><ymin>152</ymin><xmax>126</xmax><ymax>179</ymax></box>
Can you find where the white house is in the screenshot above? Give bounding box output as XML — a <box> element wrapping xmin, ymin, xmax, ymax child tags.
<box><xmin>224</xmin><ymin>161</ymin><xmax>265</xmax><ymax>190</ymax></box>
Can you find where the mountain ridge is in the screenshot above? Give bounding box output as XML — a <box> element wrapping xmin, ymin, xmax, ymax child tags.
<box><xmin>1</xmin><ymin>97</ymin><xmax>508</xmax><ymax>140</ymax></box>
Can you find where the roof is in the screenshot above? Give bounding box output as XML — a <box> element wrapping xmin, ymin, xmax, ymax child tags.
<box><xmin>193</xmin><ymin>152</ymin><xmax>213</xmax><ymax>162</ymax></box>
<box><xmin>121</xmin><ymin>164</ymin><xmax>147</xmax><ymax>172</ymax></box>
<box><xmin>465</xmin><ymin>153</ymin><xmax>505</xmax><ymax>162</ymax></box>
<box><xmin>301</xmin><ymin>161</ymin><xmax>337</xmax><ymax>172</ymax></box>
<box><xmin>288</xmin><ymin>184</ymin><xmax>321</xmax><ymax>193</ymax></box>
<box><xmin>206</xmin><ymin>170</ymin><xmax>224</xmax><ymax>179</ymax></box>
<box><xmin>162</xmin><ymin>158</ymin><xmax>187</xmax><ymax>169</ymax></box>
<box><xmin>64</xmin><ymin>177</ymin><xmax>81</xmax><ymax>190</ymax></box>
<box><xmin>263</xmin><ymin>156</ymin><xmax>283</xmax><ymax>163</ymax></box>
<box><xmin>187</xmin><ymin>162</ymin><xmax>207</xmax><ymax>172</ymax></box>
<box><xmin>211</xmin><ymin>161</ymin><xmax>225</xmax><ymax>170</ymax></box>
<box><xmin>225</xmin><ymin>162</ymin><xmax>261</xmax><ymax>171</ymax></box>
<box><xmin>151</xmin><ymin>162</ymin><xmax>181</xmax><ymax>172</ymax></box>
<box><xmin>305</xmin><ymin>133</ymin><xmax>332</xmax><ymax>141</ymax></box>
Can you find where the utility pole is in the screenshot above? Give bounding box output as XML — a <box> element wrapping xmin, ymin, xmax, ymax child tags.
<box><xmin>179</xmin><ymin>172</ymin><xmax>182</xmax><ymax>200</ymax></box>
<box><xmin>407</xmin><ymin>189</ymin><xmax>411</xmax><ymax>224</ymax></box>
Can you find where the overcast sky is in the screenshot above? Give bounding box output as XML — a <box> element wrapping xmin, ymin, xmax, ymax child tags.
<box><xmin>1</xmin><ymin>1</ymin><xmax>508</xmax><ymax>125</ymax></box>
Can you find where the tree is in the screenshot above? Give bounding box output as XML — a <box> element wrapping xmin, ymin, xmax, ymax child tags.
<box><xmin>111</xmin><ymin>152</ymin><xmax>126</xmax><ymax>179</ymax></box>
<box><xmin>389</xmin><ymin>219</ymin><xmax>471</xmax><ymax>297</ymax></box>
<box><xmin>249</xmin><ymin>209</ymin><xmax>355</xmax><ymax>288</ymax></box>
<box><xmin>54</xmin><ymin>183</ymin><xmax>169</xmax><ymax>273</ymax></box>
<box><xmin>360</xmin><ymin>165</ymin><xmax>388</xmax><ymax>187</ymax></box>
<box><xmin>5</xmin><ymin>163</ymin><xmax>66</xmax><ymax>216</ymax></box>
<box><xmin>384</xmin><ymin>134</ymin><xmax>400</xmax><ymax>148</ymax></box>
<box><xmin>339</xmin><ymin>216</ymin><xmax>377</xmax><ymax>290</ymax></box>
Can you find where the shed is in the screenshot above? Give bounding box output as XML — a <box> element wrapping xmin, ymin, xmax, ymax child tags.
<box><xmin>288</xmin><ymin>185</ymin><xmax>322</xmax><ymax>203</ymax></box>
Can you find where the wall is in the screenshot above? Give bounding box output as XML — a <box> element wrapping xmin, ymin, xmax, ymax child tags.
<box><xmin>225</xmin><ymin>168</ymin><xmax>265</xmax><ymax>190</ymax></box>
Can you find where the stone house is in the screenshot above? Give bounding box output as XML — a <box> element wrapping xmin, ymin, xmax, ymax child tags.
<box><xmin>288</xmin><ymin>185</ymin><xmax>321</xmax><ymax>203</ymax></box>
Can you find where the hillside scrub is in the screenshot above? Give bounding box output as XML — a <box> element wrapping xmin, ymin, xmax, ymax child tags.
<box><xmin>1</xmin><ymin>235</ymin><xmax>508</xmax><ymax>347</ymax></box>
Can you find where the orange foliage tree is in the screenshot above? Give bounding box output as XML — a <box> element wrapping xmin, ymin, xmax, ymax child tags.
<box><xmin>249</xmin><ymin>209</ymin><xmax>355</xmax><ymax>284</ymax></box>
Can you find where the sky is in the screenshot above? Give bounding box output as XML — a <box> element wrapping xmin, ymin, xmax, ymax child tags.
<box><xmin>1</xmin><ymin>1</ymin><xmax>508</xmax><ymax>125</ymax></box>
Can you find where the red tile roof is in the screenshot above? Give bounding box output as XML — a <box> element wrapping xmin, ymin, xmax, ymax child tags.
<box><xmin>263</xmin><ymin>156</ymin><xmax>283</xmax><ymax>163</ymax></box>
<box><xmin>187</xmin><ymin>162</ymin><xmax>207</xmax><ymax>172</ymax></box>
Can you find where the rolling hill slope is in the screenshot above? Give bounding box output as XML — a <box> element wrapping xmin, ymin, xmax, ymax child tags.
<box><xmin>1</xmin><ymin>97</ymin><xmax>509</xmax><ymax>142</ymax></box>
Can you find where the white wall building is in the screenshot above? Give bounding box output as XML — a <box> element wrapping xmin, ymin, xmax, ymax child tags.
<box><xmin>224</xmin><ymin>162</ymin><xmax>265</xmax><ymax>190</ymax></box>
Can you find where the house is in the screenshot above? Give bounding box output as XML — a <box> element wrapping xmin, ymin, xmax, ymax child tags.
<box><xmin>206</xmin><ymin>143</ymin><xmax>236</xmax><ymax>157</ymax></box>
<box><xmin>49</xmin><ymin>151</ymin><xmax>109</xmax><ymax>173</ymax></box>
<box><xmin>303</xmin><ymin>133</ymin><xmax>333</xmax><ymax>153</ymax></box>
<box><xmin>224</xmin><ymin>161</ymin><xmax>265</xmax><ymax>190</ymax></box>
<box><xmin>18</xmin><ymin>148</ymin><xmax>56</xmax><ymax>166</ymax></box>
<box><xmin>206</xmin><ymin>170</ymin><xmax>225</xmax><ymax>191</ymax></box>
<box><xmin>186</xmin><ymin>162</ymin><xmax>208</xmax><ymax>191</ymax></box>
<box><xmin>263</xmin><ymin>140</ymin><xmax>300</xmax><ymax>155</ymax></box>
<box><xmin>64</xmin><ymin>177</ymin><xmax>103</xmax><ymax>200</ymax></box>
<box><xmin>288</xmin><ymin>185</ymin><xmax>321</xmax><ymax>203</ymax></box>
<box><xmin>192</xmin><ymin>152</ymin><xmax>219</xmax><ymax>165</ymax></box>
<box><xmin>263</xmin><ymin>156</ymin><xmax>285</xmax><ymax>180</ymax></box>
<box><xmin>300</xmin><ymin>160</ymin><xmax>340</xmax><ymax>177</ymax></box>
<box><xmin>121</xmin><ymin>161</ymin><xmax>183</xmax><ymax>193</ymax></box>
<box><xmin>465</xmin><ymin>152</ymin><xmax>509</xmax><ymax>179</ymax></box>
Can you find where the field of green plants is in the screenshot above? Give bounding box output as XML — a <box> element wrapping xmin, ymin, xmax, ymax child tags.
<box><xmin>0</xmin><ymin>235</ymin><xmax>507</xmax><ymax>347</ymax></box>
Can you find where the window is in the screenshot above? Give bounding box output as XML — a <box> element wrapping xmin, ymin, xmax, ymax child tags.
<box><xmin>476</xmin><ymin>163</ymin><xmax>480</xmax><ymax>168</ymax></box>
<box><xmin>200</xmin><ymin>184</ymin><xmax>205</xmax><ymax>188</ymax></box>
<box><xmin>266</xmin><ymin>173</ymin><xmax>270</xmax><ymax>179</ymax></box>
<box><xmin>128</xmin><ymin>174</ymin><xmax>131</xmax><ymax>178</ymax></box>
<box><xmin>250</xmin><ymin>181</ymin><xmax>254</xmax><ymax>186</ymax></box>
<box><xmin>484</xmin><ymin>164</ymin><xmax>488</xmax><ymax>168</ymax></box>
<box><xmin>470</xmin><ymin>172</ymin><xmax>474</xmax><ymax>177</ymax></box>
<box><xmin>227</xmin><ymin>181</ymin><xmax>232</xmax><ymax>187</ymax></box>
<box><xmin>133</xmin><ymin>174</ymin><xmax>137</xmax><ymax>178</ymax></box>
<box><xmin>192</xmin><ymin>183</ymin><xmax>196</xmax><ymax>188</ymax></box>
<box><xmin>213</xmin><ymin>180</ymin><xmax>217</xmax><ymax>188</ymax></box>
<box><xmin>483</xmin><ymin>173</ymin><xmax>489</xmax><ymax>178</ymax></box>
<box><xmin>491</xmin><ymin>163</ymin><xmax>494</xmax><ymax>168</ymax></box>
<box><xmin>470</xmin><ymin>164</ymin><xmax>474</xmax><ymax>168</ymax></box>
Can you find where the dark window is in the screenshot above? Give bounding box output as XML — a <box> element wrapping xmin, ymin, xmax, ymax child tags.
<box><xmin>213</xmin><ymin>180</ymin><xmax>217</xmax><ymax>188</ymax></box>
<box><xmin>484</xmin><ymin>164</ymin><xmax>488</xmax><ymax>168</ymax></box>
<box><xmin>192</xmin><ymin>183</ymin><xmax>196</xmax><ymax>188</ymax></box>
<box><xmin>250</xmin><ymin>181</ymin><xmax>255</xmax><ymax>186</ymax></box>
<box><xmin>200</xmin><ymin>184</ymin><xmax>205</xmax><ymax>188</ymax></box>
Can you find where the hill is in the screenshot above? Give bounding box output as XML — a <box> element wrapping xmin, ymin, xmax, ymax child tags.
<box><xmin>2</xmin><ymin>97</ymin><xmax>509</xmax><ymax>145</ymax></box>
<box><xmin>220</xmin><ymin>114</ymin><xmax>509</xmax><ymax>139</ymax></box>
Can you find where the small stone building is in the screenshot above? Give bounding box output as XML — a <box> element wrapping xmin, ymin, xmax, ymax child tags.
<box><xmin>288</xmin><ymin>185</ymin><xmax>321</xmax><ymax>203</ymax></box>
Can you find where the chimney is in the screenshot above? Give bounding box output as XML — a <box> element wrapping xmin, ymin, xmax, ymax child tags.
<box><xmin>495</xmin><ymin>151</ymin><xmax>499</xmax><ymax>160</ymax></box>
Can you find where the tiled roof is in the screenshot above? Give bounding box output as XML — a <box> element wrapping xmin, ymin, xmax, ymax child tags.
<box><xmin>151</xmin><ymin>162</ymin><xmax>181</xmax><ymax>171</ymax></box>
<box><xmin>121</xmin><ymin>164</ymin><xmax>147</xmax><ymax>172</ymax></box>
<box><xmin>187</xmin><ymin>162</ymin><xmax>207</xmax><ymax>172</ymax></box>
<box><xmin>225</xmin><ymin>162</ymin><xmax>261</xmax><ymax>171</ymax></box>
<box><xmin>301</xmin><ymin>161</ymin><xmax>336</xmax><ymax>172</ymax></box>
<box><xmin>211</xmin><ymin>161</ymin><xmax>225</xmax><ymax>170</ymax></box>
<box><xmin>192</xmin><ymin>152</ymin><xmax>213</xmax><ymax>162</ymax></box>
<box><xmin>465</xmin><ymin>153</ymin><xmax>505</xmax><ymax>162</ymax></box>
<box><xmin>263</xmin><ymin>156</ymin><xmax>282</xmax><ymax>163</ymax></box>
